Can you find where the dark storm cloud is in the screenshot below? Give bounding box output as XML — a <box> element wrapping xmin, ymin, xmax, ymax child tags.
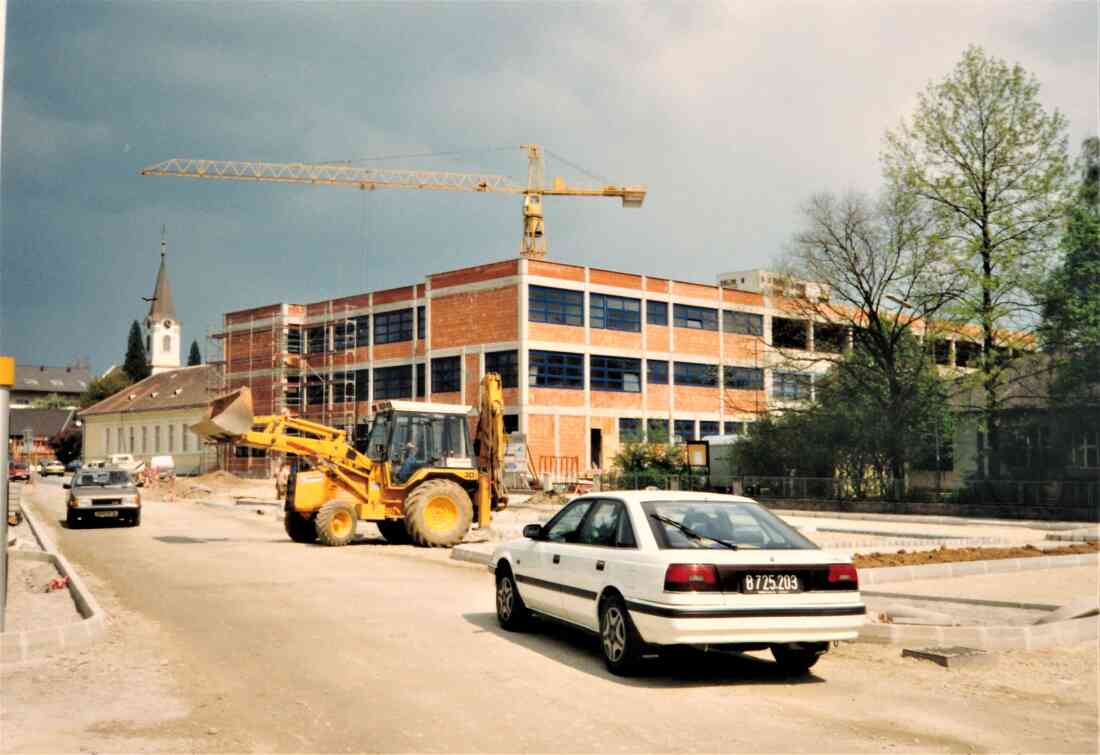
<box><xmin>1</xmin><ymin>1</ymin><xmax>1095</xmax><ymax>372</ymax></box>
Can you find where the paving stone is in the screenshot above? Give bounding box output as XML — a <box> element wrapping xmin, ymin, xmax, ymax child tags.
<box><xmin>902</xmin><ymin>645</ymin><xmax>996</xmax><ymax>668</ymax></box>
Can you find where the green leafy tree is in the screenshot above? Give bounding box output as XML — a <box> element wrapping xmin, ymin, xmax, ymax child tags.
<box><xmin>48</xmin><ymin>428</ymin><xmax>82</xmax><ymax>465</ymax></box>
<box><xmin>79</xmin><ymin>371</ymin><xmax>132</xmax><ymax>408</ymax></box>
<box><xmin>782</xmin><ymin>186</ymin><xmax>957</xmax><ymax>484</ymax></box>
<box><xmin>1040</xmin><ymin>137</ymin><xmax>1100</xmax><ymax>406</ymax></box>
<box><xmin>613</xmin><ymin>441</ymin><xmax>685</xmax><ymax>475</ymax></box>
<box><xmin>123</xmin><ymin>321</ymin><xmax>150</xmax><ymax>382</ymax></box>
<box><xmin>187</xmin><ymin>340</ymin><xmax>202</xmax><ymax>366</ymax></box>
<box><xmin>31</xmin><ymin>393</ymin><xmax>71</xmax><ymax>409</ymax></box>
<box><xmin>883</xmin><ymin>45</ymin><xmax>1071</xmax><ymax>477</ymax></box>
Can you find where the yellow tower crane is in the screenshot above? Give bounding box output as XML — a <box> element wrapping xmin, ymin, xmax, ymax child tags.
<box><xmin>140</xmin><ymin>144</ymin><xmax>646</xmax><ymax>258</ymax></box>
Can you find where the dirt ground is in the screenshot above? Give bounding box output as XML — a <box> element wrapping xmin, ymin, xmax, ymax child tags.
<box><xmin>2</xmin><ymin>558</ymin><xmax>82</xmax><ymax>633</ymax></box>
<box><xmin>854</xmin><ymin>541</ymin><xmax>1099</xmax><ymax>568</ymax></box>
<box><xmin>163</xmin><ymin>471</ymin><xmax>277</xmax><ymax>502</ymax></box>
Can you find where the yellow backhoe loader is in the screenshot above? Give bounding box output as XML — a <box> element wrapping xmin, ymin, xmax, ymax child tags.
<box><xmin>190</xmin><ymin>374</ymin><xmax>508</xmax><ymax>547</ymax></box>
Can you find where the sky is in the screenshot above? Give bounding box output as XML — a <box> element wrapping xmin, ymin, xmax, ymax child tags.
<box><xmin>1</xmin><ymin>1</ymin><xmax>1096</xmax><ymax>375</ymax></box>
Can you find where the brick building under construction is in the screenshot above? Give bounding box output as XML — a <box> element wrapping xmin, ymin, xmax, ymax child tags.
<box><xmin>216</xmin><ymin>257</ymin><xmax>979</xmax><ymax>478</ymax></box>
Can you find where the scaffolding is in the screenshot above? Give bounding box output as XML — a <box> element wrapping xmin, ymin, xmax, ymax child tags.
<box><xmin>204</xmin><ymin>324</ymin><xmax>227</xmax><ymax>474</ymax></box>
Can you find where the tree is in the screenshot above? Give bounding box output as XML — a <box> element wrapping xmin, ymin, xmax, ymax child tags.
<box><xmin>883</xmin><ymin>45</ymin><xmax>1071</xmax><ymax>477</ymax></box>
<box><xmin>1040</xmin><ymin>137</ymin><xmax>1100</xmax><ymax>406</ymax></box>
<box><xmin>187</xmin><ymin>340</ymin><xmax>202</xmax><ymax>366</ymax></box>
<box><xmin>613</xmin><ymin>441</ymin><xmax>685</xmax><ymax>475</ymax></box>
<box><xmin>780</xmin><ymin>186</ymin><xmax>956</xmax><ymax>484</ymax></box>
<box><xmin>124</xmin><ymin>320</ymin><xmax>150</xmax><ymax>382</ymax></box>
<box><xmin>49</xmin><ymin>428</ymin><xmax>82</xmax><ymax>465</ymax></box>
<box><xmin>79</xmin><ymin>371</ymin><xmax>132</xmax><ymax>408</ymax></box>
<box><xmin>31</xmin><ymin>393</ymin><xmax>71</xmax><ymax>409</ymax></box>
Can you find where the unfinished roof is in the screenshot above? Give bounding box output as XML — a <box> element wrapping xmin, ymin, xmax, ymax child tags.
<box><xmin>79</xmin><ymin>365</ymin><xmax>213</xmax><ymax>417</ymax></box>
<box><xmin>14</xmin><ymin>364</ymin><xmax>92</xmax><ymax>394</ymax></box>
<box><xmin>147</xmin><ymin>248</ymin><xmax>177</xmax><ymax>321</ymax></box>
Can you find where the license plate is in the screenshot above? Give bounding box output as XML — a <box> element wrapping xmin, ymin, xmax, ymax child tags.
<box><xmin>743</xmin><ymin>573</ymin><xmax>801</xmax><ymax>594</ymax></box>
<box><xmin>94</xmin><ymin>511</ymin><xmax>119</xmax><ymax>518</ymax></box>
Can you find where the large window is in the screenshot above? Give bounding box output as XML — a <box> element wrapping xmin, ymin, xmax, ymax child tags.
<box><xmin>374</xmin><ymin>365</ymin><xmax>413</xmax><ymax>399</ymax></box>
<box><xmin>673</xmin><ymin>420</ymin><xmax>695</xmax><ymax>442</ymax></box>
<box><xmin>374</xmin><ymin>309</ymin><xmax>414</xmax><ymax>344</ymax></box>
<box><xmin>529</xmin><ymin>350</ymin><xmax>584</xmax><ymax>389</ymax></box>
<box><xmin>1073</xmin><ymin>431</ymin><xmax>1099</xmax><ymax>469</ymax></box>
<box><xmin>306</xmin><ymin>374</ymin><xmax>326</xmax><ymax>405</ymax></box>
<box><xmin>618</xmin><ymin>418</ymin><xmax>643</xmax><ymax>442</ymax></box>
<box><xmin>529</xmin><ymin>286</ymin><xmax>583</xmax><ymax>326</ymax></box>
<box><xmin>647</xmin><ymin>418</ymin><xmax>670</xmax><ymax>442</ymax></box>
<box><xmin>353</xmin><ymin>315</ymin><xmax>370</xmax><ymax>348</ymax></box>
<box><xmin>286</xmin><ymin>325</ymin><xmax>302</xmax><ymax>354</ymax></box>
<box><xmin>590</xmin><ymin>293</ymin><xmax>641</xmax><ymax>332</ymax></box>
<box><xmin>674</xmin><ymin>361</ymin><xmax>718</xmax><ymax>387</ymax></box>
<box><xmin>354</xmin><ymin>370</ymin><xmax>370</xmax><ymax>401</ymax></box>
<box><xmin>647</xmin><ymin>359</ymin><xmax>669</xmax><ymax>385</ymax></box>
<box><xmin>417</xmin><ymin>305</ymin><xmax>426</xmax><ymax>341</ymax></box>
<box><xmin>486</xmin><ymin>350</ymin><xmax>518</xmax><ymax>388</ymax></box>
<box><xmin>431</xmin><ymin>356</ymin><xmax>462</xmax><ymax>393</ymax></box>
<box><xmin>699</xmin><ymin>421</ymin><xmax>719</xmax><ymax>437</ymax></box>
<box><xmin>724</xmin><ymin>366</ymin><xmax>764</xmax><ymax>390</ymax></box>
<box><xmin>590</xmin><ymin>355</ymin><xmax>641</xmax><ymax>393</ymax></box>
<box><xmin>723</xmin><ymin>310</ymin><xmax>764</xmax><ymax>336</ymax></box>
<box><xmin>646</xmin><ymin>300</ymin><xmax>668</xmax><ymax>326</ymax></box>
<box><xmin>333</xmin><ymin>321</ymin><xmax>353</xmax><ymax>350</ymax></box>
<box><xmin>772</xmin><ymin>371</ymin><xmax>813</xmax><ymax>400</ymax></box>
<box><xmin>673</xmin><ymin>304</ymin><xmax>718</xmax><ymax>331</ymax></box>
<box><xmin>416</xmin><ymin>363</ymin><xmax>425</xmax><ymax>398</ymax></box>
<box><xmin>307</xmin><ymin>326</ymin><xmax>327</xmax><ymax>354</ymax></box>
<box><xmin>772</xmin><ymin>317</ymin><xmax>808</xmax><ymax>350</ymax></box>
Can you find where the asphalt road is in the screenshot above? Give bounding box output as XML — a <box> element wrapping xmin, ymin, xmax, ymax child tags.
<box><xmin>5</xmin><ymin>478</ymin><xmax>1097</xmax><ymax>753</ymax></box>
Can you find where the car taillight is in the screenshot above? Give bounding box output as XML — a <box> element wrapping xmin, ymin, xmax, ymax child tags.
<box><xmin>664</xmin><ymin>564</ymin><xmax>720</xmax><ymax>592</ymax></box>
<box><xmin>827</xmin><ymin>563</ymin><xmax>859</xmax><ymax>588</ymax></box>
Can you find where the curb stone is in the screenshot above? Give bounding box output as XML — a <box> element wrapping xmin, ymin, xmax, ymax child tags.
<box><xmin>1</xmin><ymin>488</ymin><xmax>109</xmax><ymax>666</ymax></box>
<box><xmin>857</xmin><ymin>553</ymin><xmax>1100</xmax><ymax>649</ymax></box>
<box><xmin>451</xmin><ymin>544</ymin><xmax>494</xmax><ymax>566</ymax></box>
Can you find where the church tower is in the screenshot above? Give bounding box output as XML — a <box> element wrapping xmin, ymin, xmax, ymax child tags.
<box><xmin>145</xmin><ymin>235</ymin><xmax>181</xmax><ymax>375</ymax></box>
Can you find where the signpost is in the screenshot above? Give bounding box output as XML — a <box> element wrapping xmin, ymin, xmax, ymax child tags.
<box><xmin>0</xmin><ymin>356</ymin><xmax>15</xmax><ymax>631</ymax></box>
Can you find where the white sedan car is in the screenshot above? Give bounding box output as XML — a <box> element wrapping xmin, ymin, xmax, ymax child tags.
<box><xmin>490</xmin><ymin>491</ymin><xmax>864</xmax><ymax>675</ymax></box>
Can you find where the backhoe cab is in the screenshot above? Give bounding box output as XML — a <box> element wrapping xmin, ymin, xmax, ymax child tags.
<box><xmin>190</xmin><ymin>374</ymin><xmax>508</xmax><ymax>548</ymax></box>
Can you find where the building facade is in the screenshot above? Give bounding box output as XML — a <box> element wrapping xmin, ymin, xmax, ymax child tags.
<box><xmin>220</xmin><ymin>257</ymin><xmax>886</xmax><ymax>476</ymax></box>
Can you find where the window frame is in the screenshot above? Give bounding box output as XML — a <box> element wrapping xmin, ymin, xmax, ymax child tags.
<box><xmin>485</xmin><ymin>350</ymin><xmax>519</xmax><ymax>389</ymax></box>
<box><xmin>646</xmin><ymin>300</ymin><xmax>668</xmax><ymax>326</ymax></box>
<box><xmin>723</xmin><ymin>310</ymin><xmax>764</xmax><ymax>337</ymax></box>
<box><xmin>529</xmin><ymin>285</ymin><xmax>584</xmax><ymax>327</ymax></box>
<box><xmin>590</xmin><ymin>293</ymin><xmax>641</xmax><ymax>333</ymax></box>
<box><xmin>590</xmin><ymin>355</ymin><xmax>642</xmax><ymax>393</ymax></box>
<box><xmin>373</xmin><ymin>364</ymin><xmax>413</xmax><ymax>400</ymax></box>
<box><xmin>647</xmin><ymin>359</ymin><xmax>669</xmax><ymax>385</ymax></box>
<box><xmin>723</xmin><ymin>365</ymin><xmax>764</xmax><ymax>390</ymax></box>
<box><xmin>431</xmin><ymin>356</ymin><xmax>462</xmax><ymax>393</ymax></box>
<box><xmin>374</xmin><ymin>308</ymin><xmax>414</xmax><ymax>345</ymax></box>
<box><xmin>673</xmin><ymin>304</ymin><xmax>718</xmax><ymax>331</ymax></box>
<box><xmin>674</xmin><ymin>361</ymin><xmax>718</xmax><ymax>387</ymax></box>
<box><xmin>528</xmin><ymin>350</ymin><xmax>584</xmax><ymax>389</ymax></box>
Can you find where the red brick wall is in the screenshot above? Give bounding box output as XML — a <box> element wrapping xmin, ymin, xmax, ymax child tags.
<box><xmin>590</xmin><ymin>329</ymin><xmax>641</xmax><ymax>350</ymax></box>
<box><xmin>646</xmin><ymin>384</ymin><xmax>671</xmax><ymax>411</ymax></box>
<box><xmin>590</xmin><ymin>269</ymin><xmax>642</xmax><ymax>290</ymax></box>
<box><xmin>374</xmin><ymin>287</ymin><xmax>416</xmax><ymax>306</ymax></box>
<box><xmin>431</xmin><ymin>285</ymin><xmax>518</xmax><ymax>348</ymax></box>
<box><xmin>673</xmin><ymin>329</ymin><xmax>720</xmax><ymax>357</ymax></box>
<box><xmin>528</xmin><ymin>260</ymin><xmax>584</xmax><ymax>282</ymax></box>
<box><xmin>590</xmin><ymin>391</ymin><xmax>643</xmax><ymax>410</ymax></box>
<box><xmin>674</xmin><ymin>385</ymin><xmax>721</xmax><ymax>412</ymax></box>
<box><xmin>529</xmin><ymin>387</ymin><xmax>585</xmax><ymax>407</ymax></box>
<box><xmin>559</xmin><ymin>416</ymin><xmax>586</xmax><ymax>469</ymax></box>
<box><xmin>526</xmin><ymin>414</ymin><xmax>556</xmax><ymax>469</ymax></box>
<box><xmin>528</xmin><ymin>323</ymin><xmax>585</xmax><ymax>345</ymax></box>
<box><xmin>430</xmin><ymin>259</ymin><xmax>518</xmax><ymax>290</ymax></box>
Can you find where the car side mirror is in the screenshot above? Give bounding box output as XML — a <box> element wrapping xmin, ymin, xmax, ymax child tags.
<box><xmin>63</xmin><ymin>482</ymin><xmax>71</xmax><ymax>489</ymax></box>
<box><xmin>523</xmin><ymin>524</ymin><xmax>543</xmax><ymax>540</ymax></box>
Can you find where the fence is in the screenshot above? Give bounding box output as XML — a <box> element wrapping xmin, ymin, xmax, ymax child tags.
<box><xmin>596</xmin><ymin>471</ymin><xmax>711</xmax><ymax>492</ymax></box>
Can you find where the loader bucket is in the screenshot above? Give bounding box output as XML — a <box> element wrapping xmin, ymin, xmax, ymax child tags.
<box><xmin>190</xmin><ymin>387</ymin><xmax>255</xmax><ymax>440</ymax></box>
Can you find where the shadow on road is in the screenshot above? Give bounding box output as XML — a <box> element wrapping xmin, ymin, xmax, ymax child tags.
<box><xmin>462</xmin><ymin>611</ymin><xmax>825</xmax><ymax>688</ymax></box>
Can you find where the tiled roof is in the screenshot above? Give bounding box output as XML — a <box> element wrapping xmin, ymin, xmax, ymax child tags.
<box><xmin>79</xmin><ymin>365</ymin><xmax>215</xmax><ymax>417</ymax></box>
<box><xmin>8</xmin><ymin>408</ymin><xmax>76</xmax><ymax>438</ymax></box>
<box><xmin>13</xmin><ymin>365</ymin><xmax>92</xmax><ymax>394</ymax></box>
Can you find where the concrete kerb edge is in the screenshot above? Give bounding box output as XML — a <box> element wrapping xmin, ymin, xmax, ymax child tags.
<box><xmin>451</xmin><ymin>545</ymin><xmax>494</xmax><ymax>566</ymax></box>
<box><xmin>1</xmin><ymin>487</ymin><xmax>109</xmax><ymax>666</ymax></box>
<box><xmin>859</xmin><ymin>614</ymin><xmax>1099</xmax><ymax>650</ymax></box>
<box><xmin>859</xmin><ymin>552</ymin><xmax>1099</xmax><ymax>586</ymax></box>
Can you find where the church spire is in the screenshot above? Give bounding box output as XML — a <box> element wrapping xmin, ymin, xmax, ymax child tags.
<box><xmin>148</xmin><ymin>228</ymin><xmax>176</xmax><ymax>320</ymax></box>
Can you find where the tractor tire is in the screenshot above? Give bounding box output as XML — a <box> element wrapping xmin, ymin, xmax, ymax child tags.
<box><xmin>377</xmin><ymin>519</ymin><xmax>413</xmax><ymax>544</ymax></box>
<box><xmin>403</xmin><ymin>479</ymin><xmax>474</xmax><ymax>547</ymax></box>
<box><xmin>284</xmin><ymin>511</ymin><xmax>316</xmax><ymax>543</ymax></box>
<box><xmin>314</xmin><ymin>501</ymin><xmax>357</xmax><ymax>547</ymax></box>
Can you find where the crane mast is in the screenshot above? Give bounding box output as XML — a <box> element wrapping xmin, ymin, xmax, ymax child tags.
<box><xmin>141</xmin><ymin>144</ymin><xmax>645</xmax><ymax>258</ymax></box>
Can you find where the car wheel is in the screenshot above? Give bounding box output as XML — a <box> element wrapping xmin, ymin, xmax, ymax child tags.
<box><xmin>599</xmin><ymin>595</ymin><xmax>644</xmax><ymax>675</ymax></box>
<box><xmin>66</xmin><ymin>511</ymin><xmax>80</xmax><ymax>529</ymax></box>
<box><xmin>131</xmin><ymin>511</ymin><xmax>142</xmax><ymax>527</ymax></box>
<box><xmin>495</xmin><ymin>565</ymin><xmax>530</xmax><ymax>631</ymax></box>
<box><xmin>771</xmin><ymin>643</ymin><xmax>826</xmax><ymax>675</ymax></box>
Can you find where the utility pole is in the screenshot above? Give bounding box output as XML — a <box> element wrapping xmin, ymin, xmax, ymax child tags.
<box><xmin>0</xmin><ymin>356</ymin><xmax>15</xmax><ymax>631</ymax></box>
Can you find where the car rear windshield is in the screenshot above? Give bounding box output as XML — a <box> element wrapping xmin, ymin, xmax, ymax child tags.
<box><xmin>76</xmin><ymin>471</ymin><xmax>132</xmax><ymax>487</ymax></box>
<box><xmin>642</xmin><ymin>500</ymin><xmax>817</xmax><ymax>550</ymax></box>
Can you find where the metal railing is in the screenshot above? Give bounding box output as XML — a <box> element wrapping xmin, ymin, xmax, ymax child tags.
<box><xmin>596</xmin><ymin>471</ymin><xmax>711</xmax><ymax>492</ymax></box>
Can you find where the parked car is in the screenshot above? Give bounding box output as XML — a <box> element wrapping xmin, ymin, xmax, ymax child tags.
<box><xmin>107</xmin><ymin>453</ymin><xmax>146</xmax><ymax>485</ymax></box>
<box><xmin>65</xmin><ymin>459</ymin><xmax>83</xmax><ymax>473</ymax></box>
<box><xmin>39</xmin><ymin>459</ymin><xmax>66</xmax><ymax>476</ymax></box>
<box><xmin>63</xmin><ymin>466</ymin><xmax>141</xmax><ymax>528</ymax></box>
<box><xmin>489</xmin><ymin>492</ymin><xmax>864</xmax><ymax>675</ymax></box>
<box><xmin>8</xmin><ymin>461</ymin><xmax>30</xmax><ymax>482</ymax></box>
